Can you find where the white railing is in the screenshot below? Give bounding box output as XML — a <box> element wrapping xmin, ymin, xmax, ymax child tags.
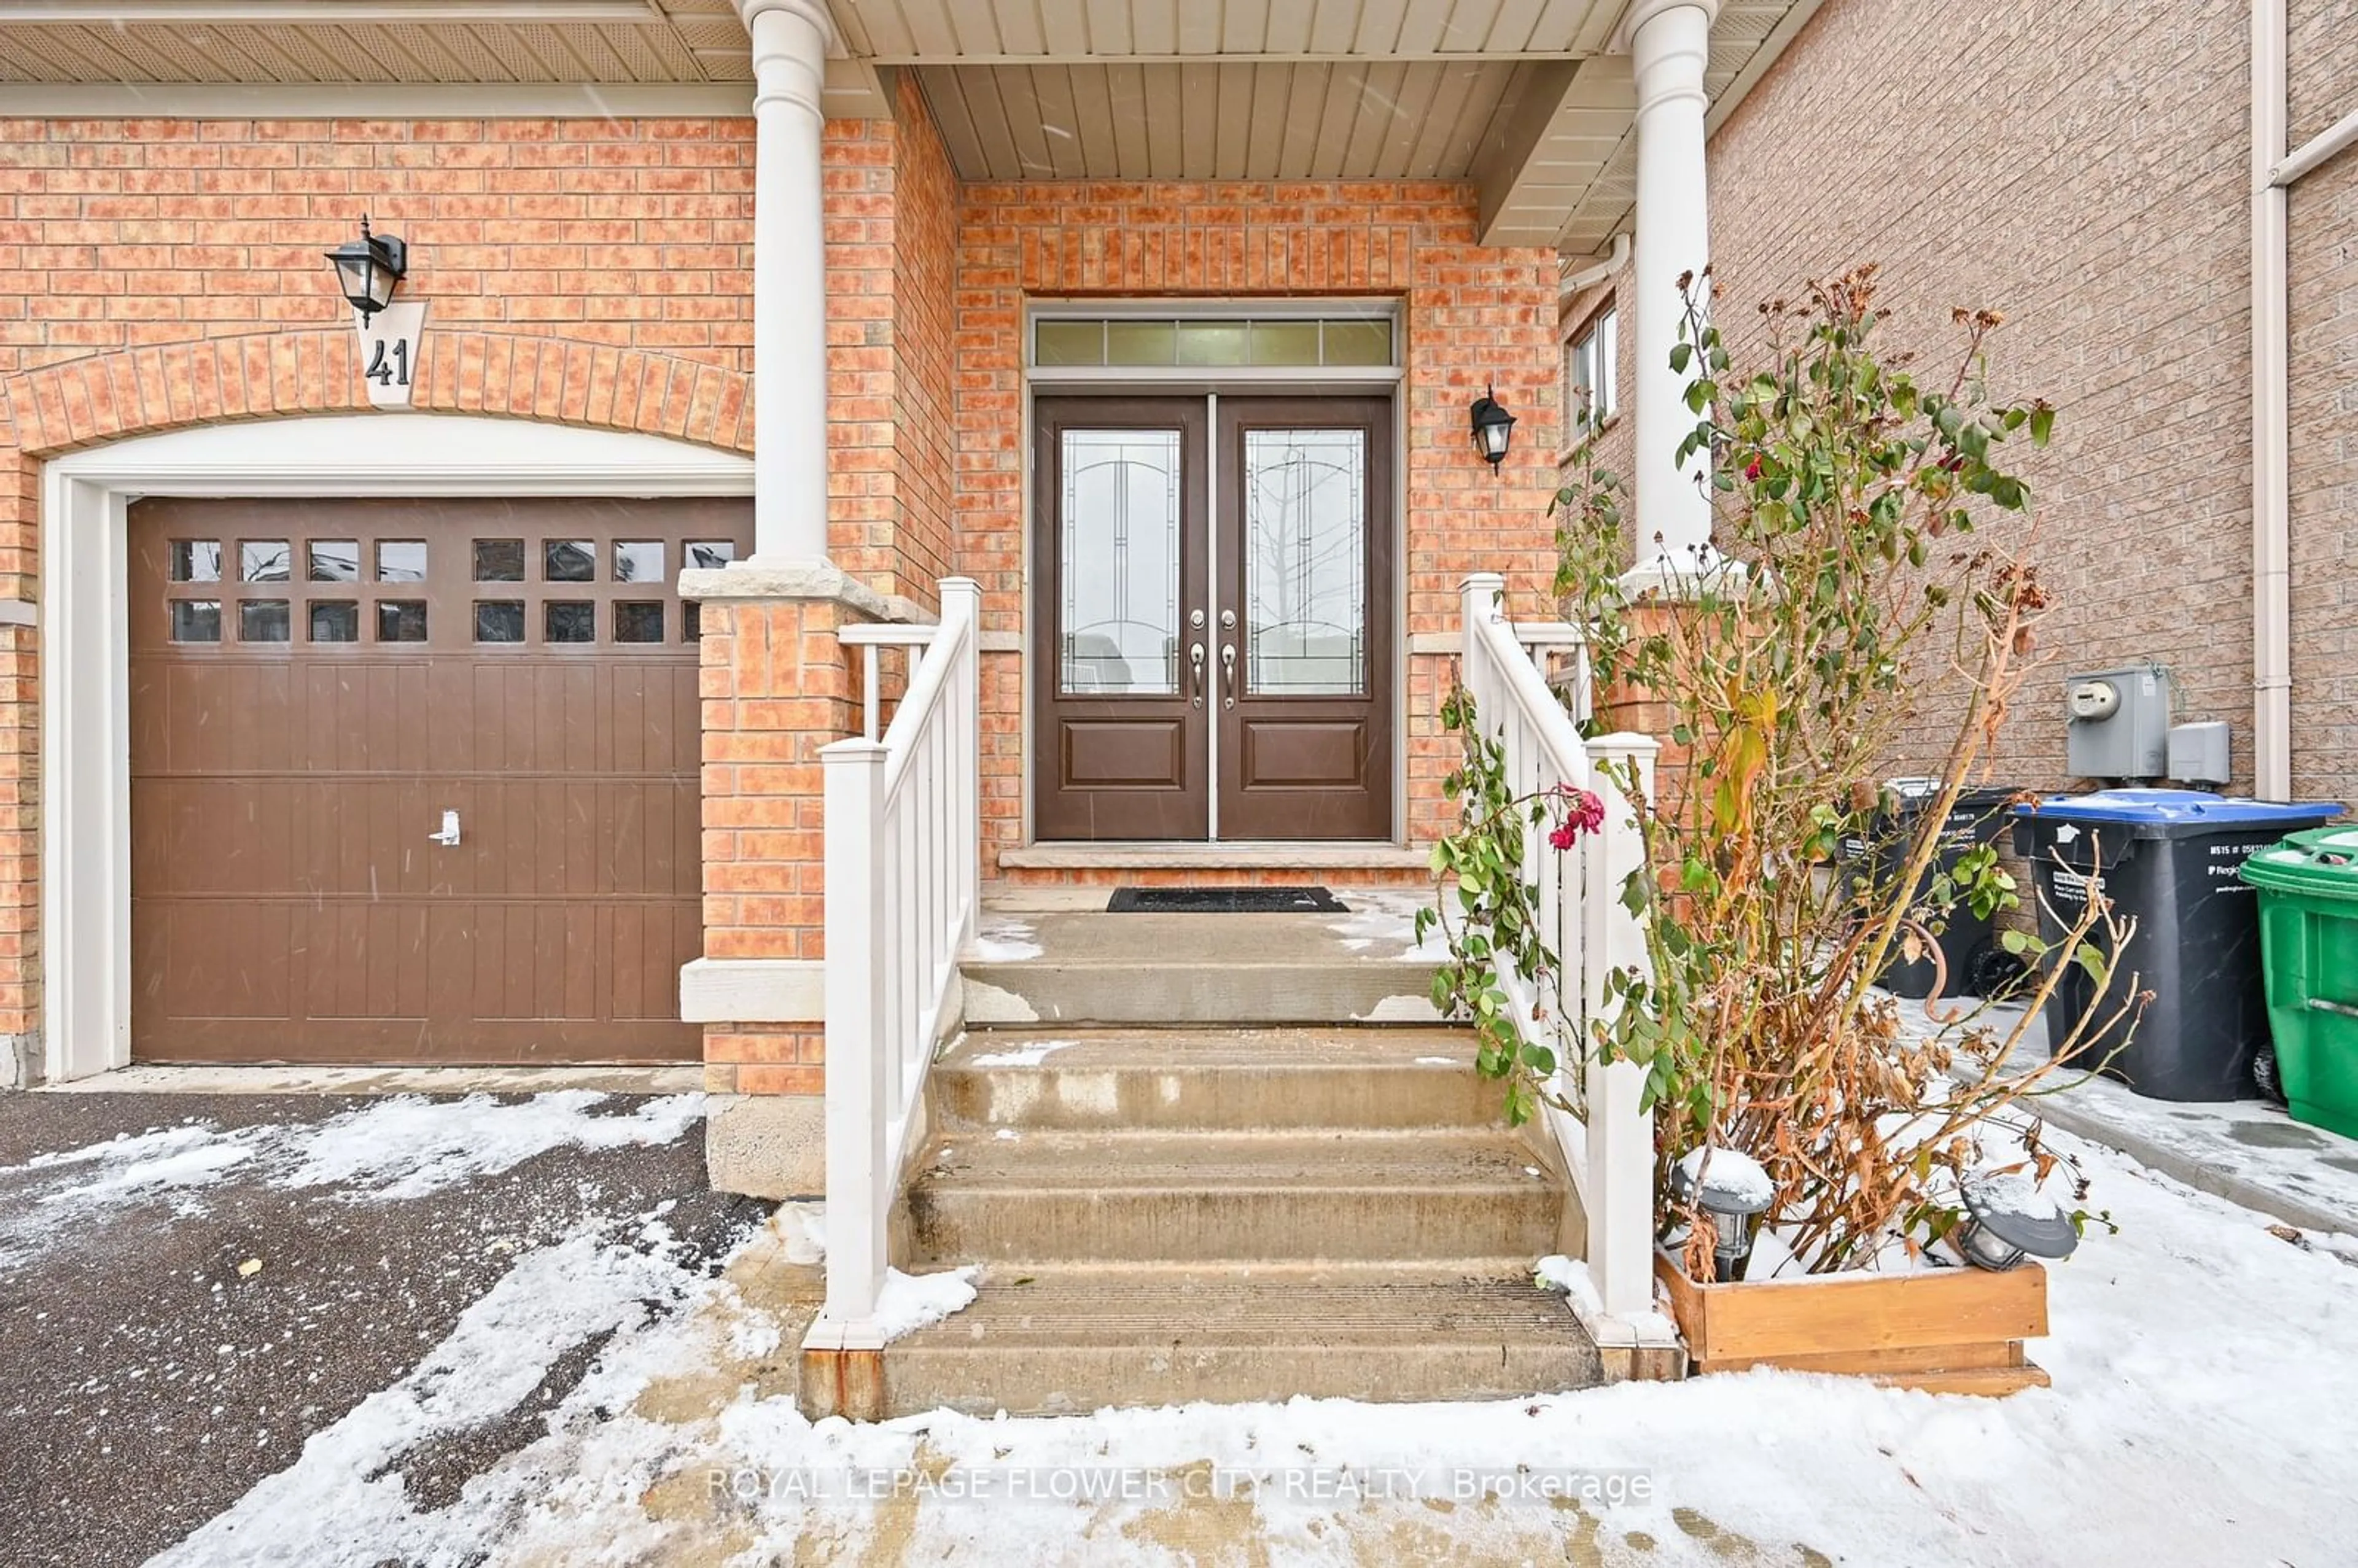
<box><xmin>1458</xmin><ymin>572</ymin><xmax>1658</xmax><ymax>1325</ymax></box>
<box><xmin>807</xmin><ymin>577</ymin><xmax>982</xmax><ymax>1354</ymax></box>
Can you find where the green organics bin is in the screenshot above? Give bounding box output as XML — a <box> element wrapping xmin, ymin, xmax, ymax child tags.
<box><xmin>2241</xmin><ymin>824</ymin><xmax>2358</xmax><ymax>1140</ymax></box>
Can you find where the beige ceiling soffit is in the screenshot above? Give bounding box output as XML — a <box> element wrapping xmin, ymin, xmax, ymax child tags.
<box><xmin>824</xmin><ymin>56</ymin><xmax>893</xmax><ymax>119</ymax></box>
<box><xmin>1705</xmin><ymin>0</ymin><xmax>1827</xmax><ymax>137</ymax></box>
<box><xmin>1471</xmin><ymin>56</ymin><xmax>1625</xmax><ymax>249</ymax></box>
<box><xmin>2</xmin><ymin>1</ymin><xmax>666</xmax><ymax>18</ymax></box>
<box><xmin>0</xmin><ymin>83</ymin><xmax>757</xmax><ymax>117</ymax></box>
<box><xmin>855</xmin><ymin>50</ymin><xmax>1595</xmax><ymax>66</ymax></box>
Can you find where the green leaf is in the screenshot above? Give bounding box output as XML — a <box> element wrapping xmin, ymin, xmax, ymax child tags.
<box><xmin>2029</xmin><ymin>405</ymin><xmax>2055</xmax><ymax>447</ymax></box>
<box><xmin>2001</xmin><ymin>928</ymin><xmax>2033</xmax><ymax>955</ymax></box>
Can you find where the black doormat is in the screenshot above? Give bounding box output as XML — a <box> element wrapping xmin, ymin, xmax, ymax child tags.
<box><xmin>1107</xmin><ymin>885</ymin><xmax>1347</xmax><ymax>914</ymax></box>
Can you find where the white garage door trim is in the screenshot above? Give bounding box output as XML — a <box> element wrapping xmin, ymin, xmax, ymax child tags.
<box><xmin>41</xmin><ymin>413</ymin><xmax>754</xmax><ymax>1084</ymax></box>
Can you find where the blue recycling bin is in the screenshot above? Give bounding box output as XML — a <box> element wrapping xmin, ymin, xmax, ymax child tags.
<box><xmin>2010</xmin><ymin>789</ymin><xmax>2344</xmax><ymax>1100</ymax></box>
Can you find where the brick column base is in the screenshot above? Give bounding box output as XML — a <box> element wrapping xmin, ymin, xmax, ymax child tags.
<box><xmin>679</xmin><ymin>563</ymin><xmax>895</xmax><ymax>1198</ymax></box>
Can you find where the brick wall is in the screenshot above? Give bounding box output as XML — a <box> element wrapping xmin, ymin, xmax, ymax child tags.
<box><xmin>1570</xmin><ymin>0</ymin><xmax>2358</xmax><ymax>805</ymax></box>
<box><xmin>825</xmin><ymin>77</ymin><xmax>959</xmax><ymax>608</ymax></box>
<box><xmin>696</xmin><ymin>85</ymin><xmax>962</xmax><ymax>1101</ymax></box>
<box><xmin>695</xmin><ymin>591</ymin><xmax>854</xmax><ymax>1099</ymax></box>
<box><xmin>891</xmin><ymin>74</ymin><xmax>960</xmax><ymax>600</ymax></box>
<box><xmin>955</xmin><ymin>180</ymin><xmax>1562</xmax><ymax>872</ymax></box>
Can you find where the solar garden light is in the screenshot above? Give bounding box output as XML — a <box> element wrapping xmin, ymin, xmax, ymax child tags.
<box><xmin>1671</xmin><ymin>1147</ymin><xmax>1773</xmax><ymax>1283</ymax></box>
<box><xmin>1955</xmin><ymin>1169</ymin><xmax>2080</xmax><ymax>1271</ymax></box>
<box><xmin>324</xmin><ymin>215</ymin><xmax>408</xmax><ymax>324</ymax></box>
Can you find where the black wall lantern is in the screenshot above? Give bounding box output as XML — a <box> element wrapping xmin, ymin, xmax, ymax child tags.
<box><xmin>1469</xmin><ymin>384</ymin><xmax>1516</xmax><ymax>469</ymax></box>
<box><xmin>324</xmin><ymin>215</ymin><xmax>407</xmax><ymax>324</ymax></box>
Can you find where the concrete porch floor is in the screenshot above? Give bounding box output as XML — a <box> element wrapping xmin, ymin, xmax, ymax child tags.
<box><xmin>964</xmin><ymin>888</ymin><xmax>1450</xmax><ymax>1028</ymax></box>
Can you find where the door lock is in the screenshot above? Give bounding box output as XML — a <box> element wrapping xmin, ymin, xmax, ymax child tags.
<box><xmin>429</xmin><ymin>809</ymin><xmax>462</xmax><ymax>847</ymax></box>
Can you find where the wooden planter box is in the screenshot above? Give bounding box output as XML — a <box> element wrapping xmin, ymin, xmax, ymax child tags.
<box><xmin>1654</xmin><ymin>1249</ymin><xmax>2051</xmax><ymax>1396</ymax></box>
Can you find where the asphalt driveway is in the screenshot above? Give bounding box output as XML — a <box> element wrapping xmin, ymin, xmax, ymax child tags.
<box><xmin>0</xmin><ymin>1088</ymin><xmax>759</xmax><ymax>1568</ymax></box>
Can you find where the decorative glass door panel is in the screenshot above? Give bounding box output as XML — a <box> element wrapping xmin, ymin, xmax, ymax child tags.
<box><xmin>1242</xmin><ymin>429</ymin><xmax>1368</xmax><ymax>697</ymax></box>
<box><xmin>1059</xmin><ymin>430</ymin><xmax>1183</xmax><ymax>696</ymax></box>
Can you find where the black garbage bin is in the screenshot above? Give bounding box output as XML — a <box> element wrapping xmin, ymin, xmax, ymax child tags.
<box><xmin>1841</xmin><ymin>779</ymin><xmax>2020</xmax><ymax>999</ymax></box>
<box><xmin>2010</xmin><ymin>789</ymin><xmax>2344</xmax><ymax>1101</ymax></box>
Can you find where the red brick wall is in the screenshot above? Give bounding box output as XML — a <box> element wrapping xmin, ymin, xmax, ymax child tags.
<box><xmin>891</xmin><ymin>74</ymin><xmax>960</xmax><ymax>600</ymax></box>
<box><xmin>695</xmin><ymin>591</ymin><xmax>855</xmax><ymax>1098</ymax></box>
<box><xmin>954</xmin><ymin>180</ymin><xmax>1562</xmax><ymax>872</ymax></box>
<box><xmin>697</xmin><ymin>85</ymin><xmax>960</xmax><ymax>1092</ymax></box>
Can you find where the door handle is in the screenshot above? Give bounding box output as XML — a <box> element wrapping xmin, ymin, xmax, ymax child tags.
<box><xmin>1188</xmin><ymin>642</ymin><xmax>1207</xmax><ymax>708</ymax></box>
<box><xmin>1220</xmin><ymin>643</ymin><xmax>1237</xmax><ymax>710</ymax></box>
<box><xmin>428</xmin><ymin>809</ymin><xmax>462</xmax><ymax>847</ymax></box>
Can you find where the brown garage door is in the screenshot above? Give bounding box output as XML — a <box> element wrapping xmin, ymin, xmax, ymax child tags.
<box><xmin>127</xmin><ymin>495</ymin><xmax>749</xmax><ymax>1065</ymax></box>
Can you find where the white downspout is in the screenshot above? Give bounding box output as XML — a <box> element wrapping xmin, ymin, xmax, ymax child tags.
<box><xmin>2252</xmin><ymin>0</ymin><xmax>2291</xmax><ymax>800</ymax></box>
<box><xmin>2254</xmin><ymin>6</ymin><xmax>2358</xmax><ymax>801</ymax></box>
<box><xmin>1560</xmin><ymin>233</ymin><xmax>1632</xmax><ymax>304</ymax></box>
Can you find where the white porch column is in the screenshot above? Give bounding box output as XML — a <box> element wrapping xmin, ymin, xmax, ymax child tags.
<box><xmin>1621</xmin><ymin>0</ymin><xmax>1719</xmax><ymax>591</ymax></box>
<box><xmin>740</xmin><ymin>0</ymin><xmax>835</xmax><ymax>564</ymax></box>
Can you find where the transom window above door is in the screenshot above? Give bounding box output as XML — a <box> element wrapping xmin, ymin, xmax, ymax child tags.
<box><xmin>1032</xmin><ymin>314</ymin><xmax>1395</xmax><ymax>370</ymax></box>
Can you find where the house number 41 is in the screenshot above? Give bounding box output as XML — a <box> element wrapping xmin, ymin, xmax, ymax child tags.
<box><xmin>352</xmin><ymin>301</ymin><xmax>427</xmax><ymax>410</ymax></box>
<box><xmin>366</xmin><ymin>337</ymin><xmax>411</xmax><ymax>389</ymax></box>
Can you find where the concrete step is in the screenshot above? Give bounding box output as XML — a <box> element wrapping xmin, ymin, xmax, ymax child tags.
<box><xmin>961</xmin><ymin>910</ymin><xmax>1444</xmax><ymax>1028</ymax></box>
<box><xmin>903</xmin><ymin>1129</ymin><xmax>1561</xmax><ymax>1264</ymax></box>
<box><xmin>884</xmin><ymin>1263</ymin><xmax>1605</xmax><ymax>1416</ymax></box>
<box><xmin>931</xmin><ymin>1027</ymin><xmax>1501</xmax><ymax>1132</ymax></box>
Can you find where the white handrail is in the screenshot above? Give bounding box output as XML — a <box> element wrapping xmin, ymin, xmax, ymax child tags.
<box><xmin>807</xmin><ymin>577</ymin><xmax>982</xmax><ymax>1353</ymax></box>
<box><xmin>839</xmin><ymin>622</ymin><xmax>938</xmax><ymax>740</ymax></box>
<box><xmin>1458</xmin><ymin>572</ymin><xmax>1657</xmax><ymax>1325</ymax></box>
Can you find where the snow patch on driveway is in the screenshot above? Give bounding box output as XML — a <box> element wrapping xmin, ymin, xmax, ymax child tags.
<box><xmin>149</xmin><ymin>1231</ymin><xmax>711</xmax><ymax>1568</ymax></box>
<box><xmin>0</xmin><ymin>1092</ymin><xmax>705</xmax><ymax>1262</ymax></box>
<box><xmin>278</xmin><ymin>1091</ymin><xmax>706</xmax><ymax>1200</ymax></box>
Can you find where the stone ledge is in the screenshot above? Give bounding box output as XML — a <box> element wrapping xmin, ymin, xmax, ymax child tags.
<box><xmin>679</xmin><ymin>957</ymin><xmax>824</xmax><ymax>1023</ymax></box>
<box><xmin>997</xmin><ymin>841</ymin><xmax>1430</xmax><ymax>872</ymax></box>
<box><xmin>679</xmin><ymin>559</ymin><xmax>893</xmax><ymax>619</ymax></box>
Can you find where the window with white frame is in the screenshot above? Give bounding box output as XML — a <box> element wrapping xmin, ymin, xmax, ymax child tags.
<box><xmin>1565</xmin><ymin>306</ymin><xmax>1617</xmax><ymax>434</ymax></box>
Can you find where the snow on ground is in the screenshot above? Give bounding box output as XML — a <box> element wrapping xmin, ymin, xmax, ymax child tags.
<box><xmin>874</xmin><ymin>1265</ymin><xmax>981</xmax><ymax>1341</ymax></box>
<box><xmin>970</xmin><ymin>917</ymin><xmax>1046</xmax><ymax>962</ymax></box>
<box><xmin>149</xmin><ymin>1126</ymin><xmax>2358</xmax><ymax>1566</ymax></box>
<box><xmin>0</xmin><ymin>1092</ymin><xmax>703</xmax><ymax>1263</ymax></box>
<box><xmin>1323</xmin><ymin>888</ymin><xmax>1450</xmax><ymax>961</ymax></box>
<box><xmin>965</xmin><ymin>1039</ymin><xmax>1076</xmax><ymax>1069</ymax></box>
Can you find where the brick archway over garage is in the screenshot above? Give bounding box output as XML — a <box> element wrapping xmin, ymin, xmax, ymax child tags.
<box><xmin>0</xmin><ymin>329</ymin><xmax>754</xmax><ymax>464</ymax></box>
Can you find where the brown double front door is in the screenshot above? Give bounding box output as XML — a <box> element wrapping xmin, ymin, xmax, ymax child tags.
<box><xmin>126</xmin><ymin>495</ymin><xmax>750</xmax><ymax>1064</ymax></box>
<box><xmin>1032</xmin><ymin>395</ymin><xmax>1395</xmax><ymax>841</ymax></box>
